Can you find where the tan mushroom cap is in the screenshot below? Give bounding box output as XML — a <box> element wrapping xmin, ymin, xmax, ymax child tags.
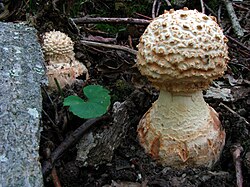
<box><xmin>42</xmin><ymin>31</ymin><xmax>75</xmax><ymax>63</ymax></box>
<box><xmin>137</xmin><ymin>8</ymin><xmax>229</xmax><ymax>92</ymax></box>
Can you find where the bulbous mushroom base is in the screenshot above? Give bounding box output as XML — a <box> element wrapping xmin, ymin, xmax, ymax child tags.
<box><xmin>137</xmin><ymin>90</ymin><xmax>225</xmax><ymax>169</ymax></box>
<box><xmin>46</xmin><ymin>60</ymin><xmax>88</xmax><ymax>90</ymax></box>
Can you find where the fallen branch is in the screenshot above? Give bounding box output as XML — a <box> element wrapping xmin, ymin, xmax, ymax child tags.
<box><xmin>231</xmin><ymin>144</ymin><xmax>244</xmax><ymax>187</ymax></box>
<box><xmin>42</xmin><ymin>115</ymin><xmax>108</xmax><ymax>175</ymax></box>
<box><xmin>80</xmin><ymin>40</ymin><xmax>138</xmax><ymax>55</ymax></box>
<box><xmin>222</xmin><ymin>0</ymin><xmax>244</xmax><ymax>38</ymax></box>
<box><xmin>72</xmin><ymin>17</ymin><xmax>151</xmax><ymax>25</ymax></box>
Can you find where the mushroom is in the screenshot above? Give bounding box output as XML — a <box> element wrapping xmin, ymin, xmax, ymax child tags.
<box><xmin>42</xmin><ymin>31</ymin><xmax>88</xmax><ymax>90</ymax></box>
<box><xmin>136</xmin><ymin>8</ymin><xmax>229</xmax><ymax>168</ymax></box>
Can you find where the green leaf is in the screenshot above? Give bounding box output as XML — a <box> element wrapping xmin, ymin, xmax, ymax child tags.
<box><xmin>63</xmin><ymin>85</ymin><xmax>111</xmax><ymax>119</ymax></box>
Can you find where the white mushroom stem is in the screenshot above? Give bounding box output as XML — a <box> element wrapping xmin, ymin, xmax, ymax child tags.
<box><xmin>138</xmin><ymin>89</ymin><xmax>225</xmax><ymax>168</ymax></box>
<box><xmin>151</xmin><ymin>90</ymin><xmax>211</xmax><ymax>138</ymax></box>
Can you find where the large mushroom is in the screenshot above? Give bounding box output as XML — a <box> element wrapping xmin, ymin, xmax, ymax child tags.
<box><xmin>42</xmin><ymin>31</ymin><xmax>88</xmax><ymax>90</ymax></box>
<box><xmin>136</xmin><ymin>8</ymin><xmax>229</xmax><ymax>168</ymax></box>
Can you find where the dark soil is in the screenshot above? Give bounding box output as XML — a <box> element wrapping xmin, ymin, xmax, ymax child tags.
<box><xmin>1</xmin><ymin>0</ymin><xmax>249</xmax><ymax>186</ymax></box>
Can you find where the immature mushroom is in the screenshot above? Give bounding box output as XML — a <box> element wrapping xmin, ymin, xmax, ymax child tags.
<box><xmin>137</xmin><ymin>8</ymin><xmax>229</xmax><ymax>168</ymax></box>
<box><xmin>42</xmin><ymin>31</ymin><xmax>88</xmax><ymax>90</ymax></box>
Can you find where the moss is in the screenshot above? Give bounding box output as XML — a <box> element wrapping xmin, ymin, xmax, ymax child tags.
<box><xmin>111</xmin><ymin>79</ymin><xmax>133</xmax><ymax>102</ymax></box>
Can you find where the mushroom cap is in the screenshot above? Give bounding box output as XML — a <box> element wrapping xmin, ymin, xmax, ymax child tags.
<box><xmin>137</xmin><ymin>8</ymin><xmax>229</xmax><ymax>92</ymax></box>
<box><xmin>42</xmin><ymin>31</ymin><xmax>75</xmax><ymax>63</ymax></box>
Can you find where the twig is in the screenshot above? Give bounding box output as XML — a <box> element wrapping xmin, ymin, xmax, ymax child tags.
<box><xmin>128</xmin><ymin>35</ymin><xmax>133</xmax><ymax>49</ymax></box>
<box><xmin>163</xmin><ymin>0</ymin><xmax>172</xmax><ymax>7</ymax></box>
<box><xmin>222</xmin><ymin>0</ymin><xmax>244</xmax><ymax>38</ymax></box>
<box><xmin>81</xmin><ymin>36</ymin><xmax>116</xmax><ymax>43</ymax></box>
<box><xmin>229</xmin><ymin>61</ymin><xmax>250</xmax><ymax>71</ymax></box>
<box><xmin>51</xmin><ymin>167</ymin><xmax>62</xmax><ymax>187</ymax></box>
<box><xmin>204</xmin><ymin>3</ymin><xmax>217</xmax><ymax>17</ymax></box>
<box><xmin>200</xmin><ymin>0</ymin><xmax>205</xmax><ymax>13</ymax></box>
<box><xmin>152</xmin><ymin>0</ymin><xmax>158</xmax><ymax>19</ymax></box>
<box><xmin>156</xmin><ymin>1</ymin><xmax>162</xmax><ymax>18</ymax></box>
<box><xmin>72</xmin><ymin>17</ymin><xmax>151</xmax><ymax>25</ymax></box>
<box><xmin>226</xmin><ymin>34</ymin><xmax>250</xmax><ymax>52</ymax></box>
<box><xmin>51</xmin><ymin>116</ymin><xmax>108</xmax><ymax>162</ymax></box>
<box><xmin>238</xmin><ymin>48</ymin><xmax>250</xmax><ymax>57</ymax></box>
<box><xmin>218</xmin><ymin>4</ymin><xmax>222</xmax><ymax>25</ymax></box>
<box><xmin>134</xmin><ymin>12</ymin><xmax>152</xmax><ymax>20</ymax></box>
<box><xmin>219</xmin><ymin>103</ymin><xmax>249</xmax><ymax>125</ymax></box>
<box><xmin>230</xmin><ymin>144</ymin><xmax>244</xmax><ymax>187</ymax></box>
<box><xmin>233</xmin><ymin>3</ymin><xmax>250</xmax><ymax>11</ymax></box>
<box><xmin>80</xmin><ymin>40</ymin><xmax>138</xmax><ymax>55</ymax></box>
<box><xmin>68</xmin><ymin>18</ymin><xmax>80</xmax><ymax>35</ymax></box>
<box><xmin>42</xmin><ymin>115</ymin><xmax>109</xmax><ymax>175</ymax></box>
<box><xmin>52</xmin><ymin>0</ymin><xmax>60</xmax><ymax>12</ymax></box>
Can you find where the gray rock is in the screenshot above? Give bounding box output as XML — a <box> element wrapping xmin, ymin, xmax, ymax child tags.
<box><xmin>0</xmin><ymin>22</ymin><xmax>46</xmax><ymax>187</ymax></box>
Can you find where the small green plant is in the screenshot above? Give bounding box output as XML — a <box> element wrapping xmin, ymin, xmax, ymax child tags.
<box><xmin>63</xmin><ymin>85</ymin><xmax>110</xmax><ymax>119</ymax></box>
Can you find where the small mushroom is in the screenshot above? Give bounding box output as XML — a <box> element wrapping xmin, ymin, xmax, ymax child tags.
<box><xmin>42</xmin><ymin>31</ymin><xmax>88</xmax><ymax>90</ymax></box>
<box><xmin>136</xmin><ymin>8</ymin><xmax>229</xmax><ymax>168</ymax></box>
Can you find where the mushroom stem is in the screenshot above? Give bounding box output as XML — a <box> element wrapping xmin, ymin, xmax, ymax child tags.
<box><xmin>138</xmin><ymin>89</ymin><xmax>225</xmax><ymax>168</ymax></box>
<box><xmin>153</xmin><ymin>90</ymin><xmax>209</xmax><ymax>134</ymax></box>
